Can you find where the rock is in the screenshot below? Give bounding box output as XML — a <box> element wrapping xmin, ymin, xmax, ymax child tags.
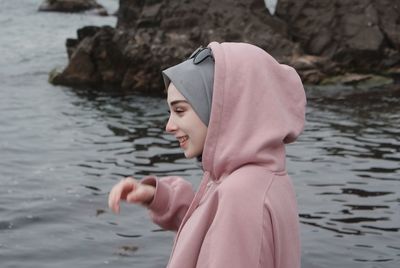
<box><xmin>341</xmin><ymin>74</ymin><xmax>373</xmax><ymax>85</ymax></box>
<box><xmin>52</xmin><ymin>0</ymin><xmax>298</xmax><ymax>92</ymax></box>
<box><xmin>48</xmin><ymin>68</ymin><xmax>62</xmax><ymax>84</ymax></box>
<box><xmin>386</xmin><ymin>66</ymin><xmax>400</xmax><ymax>83</ymax></box>
<box><xmin>321</xmin><ymin>73</ymin><xmax>394</xmax><ymax>89</ymax></box>
<box><xmin>52</xmin><ymin>26</ymin><xmax>127</xmax><ymax>87</ymax></box>
<box><xmin>277</xmin><ymin>0</ymin><xmax>400</xmax><ymax>70</ymax></box>
<box><xmin>354</xmin><ymin>75</ymin><xmax>394</xmax><ymax>89</ymax></box>
<box><xmin>52</xmin><ymin>37</ymin><xmax>101</xmax><ymax>87</ymax></box>
<box><xmin>38</xmin><ymin>0</ymin><xmax>108</xmax><ymax>16</ymax></box>
<box><xmin>301</xmin><ymin>70</ymin><xmax>326</xmax><ymax>85</ymax></box>
<box><xmin>51</xmin><ymin>0</ymin><xmax>400</xmax><ymax>92</ymax></box>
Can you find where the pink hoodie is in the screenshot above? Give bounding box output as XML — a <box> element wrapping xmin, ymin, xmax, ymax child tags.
<box><xmin>142</xmin><ymin>42</ymin><xmax>306</xmax><ymax>267</ymax></box>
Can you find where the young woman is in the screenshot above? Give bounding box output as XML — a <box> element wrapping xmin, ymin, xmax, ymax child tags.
<box><xmin>108</xmin><ymin>42</ymin><xmax>306</xmax><ymax>268</ymax></box>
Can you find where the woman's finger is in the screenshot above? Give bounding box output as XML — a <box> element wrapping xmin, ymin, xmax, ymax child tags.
<box><xmin>126</xmin><ymin>184</ymin><xmax>155</xmax><ymax>204</ymax></box>
<box><xmin>108</xmin><ymin>177</ymin><xmax>137</xmax><ymax>213</ymax></box>
<box><xmin>108</xmin><ymin>182</ymin><xmax>122</xmax><ymax>213</ymax></box>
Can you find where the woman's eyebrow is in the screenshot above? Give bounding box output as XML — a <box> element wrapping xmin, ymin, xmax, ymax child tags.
<box><xmin>170</xmin><ymin>100</ymin><xmax>189</xmax><ymax>106</ymax></box>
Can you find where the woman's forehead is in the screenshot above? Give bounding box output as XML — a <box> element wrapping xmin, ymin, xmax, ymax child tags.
<box><xmin>167</xmin><ymin>83</ymin><xmax>186</xmax><ymax>103</ymax></box>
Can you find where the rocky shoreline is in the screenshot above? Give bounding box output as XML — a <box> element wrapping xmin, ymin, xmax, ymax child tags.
<box><xmin>49</xmin><ymin>0</ymin><xmax>400</xmax><ymax>94</ymax></box>
<box><xmin>38</xmin><ymin>0</ymin><xmax>108</xmax><ymax>16</ymax></box>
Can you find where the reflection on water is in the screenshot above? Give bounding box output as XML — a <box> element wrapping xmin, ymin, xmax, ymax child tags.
<box><xmin>1</xmin><ymin>83</ymin><xmax>399</xmax><ymax>267</ymax></box>
<box><xmin>292</xmin><ymin>87</ymin><xmax>400</xmax><ymax>267</ymax></box>
<box><xmin>71</xmin><ymin>94</ymin><xmax>198</xmax><ymax>178</ymax></box>
<box><xmin>39</xmin><ymin>86</ymin><xmax>400</xmax><ymax>267</ymax></box>
<box><xmin>0</xmin><ymin>0</ymin><xmax>399</xmax><ymax>266</ymax></box>
<box><xmin>0</xmin><ymin>84</ymin><xmax>400</xmax><ymax>267</ymax></box>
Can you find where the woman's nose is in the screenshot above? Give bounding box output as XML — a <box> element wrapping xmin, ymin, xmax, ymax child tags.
<box><xmin>165</xmin><ymin>116</ymin><xmax>177</xmax><ymax>133</ymax></box>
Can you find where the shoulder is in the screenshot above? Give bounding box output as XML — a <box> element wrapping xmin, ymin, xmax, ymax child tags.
<box><xmin>215</xmin><ymin>165</ymin><xmax>275</xmax><ymax>209</ymax></box>
<box><xmin>219</xmin><ymin>165</ymin><xmax>274</xmax><ymax>193</ymax></box>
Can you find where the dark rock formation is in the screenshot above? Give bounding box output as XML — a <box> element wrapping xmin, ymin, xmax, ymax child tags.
<box><xmin>51</xmin><ymin>0</ymin><xmax>400</xmax><ymax>93</ymax></box>
<box><xmin>277</xmin><ymin>0</ymin><xmax>400</xmax><ymax>71</ymax></box>
<box><xmin>39</xmin><ymin>0</ymin><xmax>108</xmax><ymax>16</ymax></box>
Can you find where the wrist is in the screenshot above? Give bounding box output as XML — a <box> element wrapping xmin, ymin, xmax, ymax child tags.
<box><xmin>140</xmin><ymin>176</ymin><xmax>157</xmax><ymax>206</ymax></box>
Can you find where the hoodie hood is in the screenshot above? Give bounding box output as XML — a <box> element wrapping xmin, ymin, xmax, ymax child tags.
<box><xmin>202</xmin><ymin>42</ymin><xmax>306</xmax><ymax>179</ymax></box>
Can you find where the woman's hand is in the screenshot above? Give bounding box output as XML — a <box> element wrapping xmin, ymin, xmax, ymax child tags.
<box><xmin>108</xmin><ymin>177</ymin><xmax>156</xmax><ymax>213</ymax></box>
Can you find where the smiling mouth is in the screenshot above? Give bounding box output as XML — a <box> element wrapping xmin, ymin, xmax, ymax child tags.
<box><xmin>178</xmin><ymin>135</ymin><xmax>189</xmax><ymax>146</ymax></box>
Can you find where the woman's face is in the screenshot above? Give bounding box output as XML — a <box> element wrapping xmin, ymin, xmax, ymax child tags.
<box><xmin>166</xmin><ymin>83</ymin><xmax>208</xmax><ymax>159</ymax></box>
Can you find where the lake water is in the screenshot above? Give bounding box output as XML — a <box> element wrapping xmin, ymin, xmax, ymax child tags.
<box><xmin>1</xmin><ymin>1</ymin><xmax>399</xmax><ymax>267</ymax></box>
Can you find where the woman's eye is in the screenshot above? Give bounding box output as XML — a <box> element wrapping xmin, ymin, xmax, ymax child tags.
<box><xmin>174</xmin><ymin>108</ymin><xmax>185</xmax><ymax>114</ymax></box>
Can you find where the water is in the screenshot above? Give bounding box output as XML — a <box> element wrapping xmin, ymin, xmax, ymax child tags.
<box><xmin>0</xmin><ymin>1</ymin><xmax>399</xmax><ymax>267</ymax></box>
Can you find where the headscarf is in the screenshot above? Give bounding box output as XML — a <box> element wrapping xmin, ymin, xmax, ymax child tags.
<box><xmin>162</xmin><ymin>47</ymin><xmax>215</xmax><ymax>126</ymax></box>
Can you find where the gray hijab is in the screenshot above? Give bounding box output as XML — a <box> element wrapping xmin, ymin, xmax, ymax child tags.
<box><xmin>162</xmin><ymin>52</ymin><xmax>215</xmax><ymax>126</ymax></box>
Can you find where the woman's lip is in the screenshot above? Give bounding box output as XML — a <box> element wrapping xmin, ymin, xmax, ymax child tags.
<box><xmin>178</xmin><ymin>135</ymin><xmax>189</xmax><ymax>147</ymax></box>
<box><xmin>179</xmin><ymin>140</ymin><xmax>187</xmax><ymax>147</ymax></box>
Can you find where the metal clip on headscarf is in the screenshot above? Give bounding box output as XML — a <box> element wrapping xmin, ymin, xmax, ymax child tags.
<box><xmin>189</xmin><ymin>47</ymin><xmax>214</xmax><ymax>65</ymax></box>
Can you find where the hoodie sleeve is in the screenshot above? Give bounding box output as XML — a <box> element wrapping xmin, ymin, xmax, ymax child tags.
<box><xmin>141</xmin><ymin>176</ymin><xmax>195</xmax><ymax>231</ymax></box>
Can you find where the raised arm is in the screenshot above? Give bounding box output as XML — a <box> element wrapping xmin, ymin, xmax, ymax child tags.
<box><xmin>141</xmin><ymin>176</ymin><xmax>195</xmax><ymax>231</ymax></box>
<box><xmin>108</xmin><ymin>176</ymin><xmax>195</xmax><ymax>232</ymax></box>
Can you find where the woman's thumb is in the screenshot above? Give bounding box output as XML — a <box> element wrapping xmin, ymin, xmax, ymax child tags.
<box><xmin>126</xmin><ymin>185</ymin><xmax>149</xmax><ymax>203</ymax></box>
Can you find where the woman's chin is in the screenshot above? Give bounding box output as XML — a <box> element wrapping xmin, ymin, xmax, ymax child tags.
<box><xmin>183</xmin><ymin>149</ymin><xmax>200</xmax><ymax>159</ymax></box>
<box><xmin>184</xmin><ymin>151</ymin><xmax>195</xmax><ymax>159</ymax></box>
